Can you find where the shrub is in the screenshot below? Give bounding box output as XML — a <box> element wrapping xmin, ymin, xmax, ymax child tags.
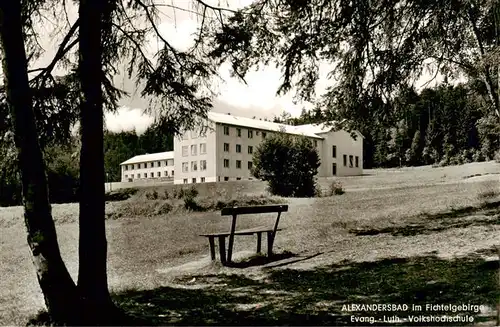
<box><xmin>183</xmin><ymin>195</ymin><xmax>202</xmax><ymax>211</ymax></box>
<box><xmin>494</xmin><ymin>150</ymin><xmax>500</xmax><ymax>163</ymax></box>
<box><xmin>252</xmin><ymin>133</ymin><xmax>320</xmax><ymax>197</ymax></box>
<box><xmin>328</xmin><ymin>180</ymin><xmax>345</xmax><ymax>196</ymax></box>
<box><xmin>145</xmin><ymin>190</ymin><xmax>159</xmax><ymax>200</ymax></box>
<box><xmin>155</xmin><ymin>202</ymin><xmax>173</xmax><ymax>215</ymax></box>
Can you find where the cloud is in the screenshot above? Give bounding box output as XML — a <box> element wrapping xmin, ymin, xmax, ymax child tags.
<box><xmin>104</xmin><ymin>107</ymin><xmax>154</xmax><ymax>135</ymax></box>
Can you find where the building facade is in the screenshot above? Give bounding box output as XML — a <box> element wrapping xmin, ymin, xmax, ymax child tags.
<box><xmin>172</xmin><ymin>112</ymin><xmax>363</xmax><ymax>184</ymax></box>
<box><xmin>120</xmin><ymin>151</ymin><xmax>175</xmax><ymax>182</ymax></box>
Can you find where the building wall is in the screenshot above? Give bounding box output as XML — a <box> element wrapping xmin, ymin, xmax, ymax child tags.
<box><xmin>121</xmin><ymin>159</ymin><xmax>174</xmax><ymax>182</ymax></box>
<box><xmin>318</xmin><ymin>130</ymin><xmax>363</xmax><ymax>177</ymax></box>
<box><xmin>173</xmin><ymin>124</ymin><xmax>217</xmax><ymax>184</ymax></box>
<box><xmin>214</xmin><ymin>122</ymin><xmax>270</xmax><ymax>182</ymax></box>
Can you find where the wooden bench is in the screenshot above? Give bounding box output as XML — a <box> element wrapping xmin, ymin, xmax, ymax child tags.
<box><xmin>200</xmin><ymin>204</ymin><xmax>288</xmax><ymax>265</ymax></box>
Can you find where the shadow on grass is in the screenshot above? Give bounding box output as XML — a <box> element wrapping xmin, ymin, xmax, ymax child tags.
<box><xmin>351</xmin><ymin>200</ymin><xmax>500</xmax><ymax>237</ymax></box>
<box><xmin>104</xmin><ymin>254</ymin><xmax>499</xmax><ymax>326</ymax></box>
<box><xmin>225</xmin><ymin>251</ymin><xmax>297</xmax><ymax>268</ymax></box>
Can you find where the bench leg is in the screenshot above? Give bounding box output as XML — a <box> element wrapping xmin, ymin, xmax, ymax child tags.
<box><xmin>208</xmin><ymin>236</ymin><xmax>216</xmax><ymax>260</ymax></box>
<box><xmin>267</xmin><ymin>231</ymin><xmax>274</xmax><ymax>257</ymax></box>
<box><xmin>256</xmin><ymin>232</ymin><xmax>262</xmax><ymax>253</ymax></box>
<box><xmin>218</xmin><ymin>236</ymin><xmax>227</xmax><ymax>265</ymax></box>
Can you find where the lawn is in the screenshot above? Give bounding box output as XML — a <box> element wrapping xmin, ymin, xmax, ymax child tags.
<box><xmin>2</xmin><ymin>161</ymin><xmax>500</xmax><ymax>325</ymax></box>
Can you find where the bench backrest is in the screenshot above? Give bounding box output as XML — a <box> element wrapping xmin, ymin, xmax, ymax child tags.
<box><xmin>221</xmin><ymin>204</ymin><xmax>288</xmax><ymax>216</ymax></box>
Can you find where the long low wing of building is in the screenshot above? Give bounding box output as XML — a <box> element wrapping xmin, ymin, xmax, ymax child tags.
<box><xmin>120</xmin><ymin>151</ymin><xmax>175</xmax><ymax>182</ymax></box>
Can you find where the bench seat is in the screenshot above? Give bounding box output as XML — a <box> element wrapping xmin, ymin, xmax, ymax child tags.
<box><xmin>200</xmin><ymin>204</ymin><xmax>288</xmax><ymax>265</ymax></box>
<box><xmin>200</xmin><ymin>227</ymin><xmax>283</xmax><ymax>237</ymax></box>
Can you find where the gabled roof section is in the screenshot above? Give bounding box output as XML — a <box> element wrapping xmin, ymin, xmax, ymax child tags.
<box><xmin>120</xmin><ymin>151</ymin><xmax>174</xmax><ymax>165</ymax></box>
<box><xmin>207</xmin><ymin>112</ymin><xmax>324</xmax><ymax>139</ymax></box>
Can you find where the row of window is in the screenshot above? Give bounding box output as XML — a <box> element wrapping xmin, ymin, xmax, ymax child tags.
<box><xmin>182</xmin><ymin>176</ymin><xmax>251</xmax><ymax>184</ymax></box>
<box><xmin>183</xmin><ymin>177</ymin><xmax>206</xmax><ymax>184</ymax></box>
<box><xmin>343</xmin><ymin>155</ymin><xmax>359</xmax><ymax>168</ymax></box>
<box><xmin>125</xmin><ymin>170</ymin><xmax>175</xmax><ymax>179</ymax></box>
<box><xmin>182</xmin><ymin>143</ymin><xmax>207</xmax><ymax>157</ymax></box>
<box><xmin>223</xmin><ymin>125</ymin><xmax>268</xmax><ymax>139</ymax></box>
<box><xmin>181</xmin><ymin>160</ymin><xmax>207</xmax><ymax>173</ymax></box>
<box><xmin>124</xmin><ymin>160</ymin><xmax>174</xmax><ymax>170</ymax></box>
<box><xmin>182</xmin><ymin>130</ymin><xmax>206</xmax><ymax>140</ymax></box>
<box><xmin>223</xmin><ymin>159</ymin><xmax>253</xmax><ymax>170</ymax></box>
<box><xmin>224</xmin><ymin>143</ymin><xmax>253</xmax><ymax>154</ymax></box>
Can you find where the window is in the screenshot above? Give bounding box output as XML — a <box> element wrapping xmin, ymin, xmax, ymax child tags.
<box><xmin>201</xmin><ymin>177</ymin><xmax>205</xmax><ymax>183</ymax></box>
<box><xmin>191</xmin><ymin>161</ymin><xmax>198</xmax><ymax>171</ymax></box>
<box><xmin>171</xmin><ymin>170</ymin><xmax>174</xmax><ymax>176</ymax></box>
<box><xmin>182</xmin><ymin>162</ymin><xmax>189</xmax><ymax>173</ymax></box>
<box><xmin>157</xmin><ymin>161</ymin><xmax>161</xmax><ymax>167</ymax></box>
<box><xmin>332</xmin><ymin>145</ymin><xmax>337</xmax><ymax>158</ymax></box>
<box><xmin>183</xmin><ymin>179</ymin><xmax>188</xmax><ymax>184</ymax></box>
<box><xmin>223</xmin><ymin>159</ymin><xmax>230</xmax><ymax>168</ymax></box>
<box><xmin>349</xmin><ymin>155</ymin><xmax>354</xmax><ymax>168</ymax></box>
<box><xmin>143</xmin><ymin>173</ymin><xmax>147</xmax><ymax>178</ymax></box>
<box><xmin>262</xmin><ymin>132</ymin><xmax>267</xmax><ymax>139</ymax></box>
<box><xmin>125</xmin><ymin>174</ymin><xmax>128</xmax><ymax>178</ymax></box>
<box><xmin>200</xmin><ymin>160</ymin><xmax>207</xmax><ymax>171</ymax></box>
<box><xmin>223</xmin><ymin>126</ymin><xmax>230</xmax><ymax>135</ymax></box>
<box><xmin>190</xmin><ymin>130</ymin><xmax>198</xmax><ymax>139</ymax></box>
<box><xmin>150</xmin><ymin>162</ymin><xmax>154</xmax><ymax>168</ymax></box>
<box><xmin>157</xmin><ymin>172</ymin><xmax>161</xmax><ymax>177</ymax></box>
<box><xmin>164</xmin><ymin>171</ymin><xmax>168</xmax><ymax>176</ymax></box>
<box><xmin>236</xmin><ymin>160</ymin><xmax>242</xmax><ymax>169</ymax></box>
<box><xmin>237</xmin><ymin>128</ymin><xmax>241</xmax><ymax>137</ymax></box>
<box><xmin>192</xmin><ymin>178</ymin><xmax>197</xmax><ymax>183</ymax></box>
<box><xmin>191</xmin><ymin>144</ymin><xmax>197</xmax><ymax>156</ymax></box>
<box><xmin>150</xmin><ymin>172</ymin><xmax>154</xmax><ymax>178</ymax></box>
<box><xmin>248</xmin><ymin>130</ymin><xmax>253</xmax><ymax>138</ymax></box>
<box><xmin>224</xmin><ymin>177</ymin><xmax>229</xmax><ymax>181</ymax></box>
<box><xmin>131</xmin><ymin>174</ymin><xmax>134</xmax><ymax>179</ymax></box>
<box><xmin>314</xmin><ymin>140</ymin><xmax>317</xmax><ymax>147</ymax></box>
<box><xmin>182</xmin><ymin>146</ymin><xmax>188</xmax><ymax>157</ymax></box>
<box><xmin>355</xmin><ymin>156</ymin><xmax>359</xmax><ymax>168</ymax></box>
<box><xmin>224</xmin><ymin>143</ymin><xmax>229</xmax><ymax>152</ymax></box>
<box><xmin>236</xmin><ymin>177</ymin><xmax>241</xmax><ymax>180</ymax></box>
<box><xmin>256</xmin><ymin>131</ymin><xmax>260</xmax><ymax>136</ymax></box>
<box><xmin>248</xmin><ymin>146</ymin><xmax>253</xmax><ymax>154</ymax></box>
<box><xmin>343</xmin><ymin>154</ymin><xmax>347</xmax><ymax>166</ymax></box>
<box><xmin>248</xmin><ymin>161</ymin><xmax>253</xmax><ymax>170</ymax></box>
<box><xmin>200</xmin><ymin>143</ymin><xmax>207</xmax><ymax>154</ymax></box>
<box><xmin>236</xmin><ymin>144</ymin><xmax>241</xmax><ymax>153</ymax></box>
<box><xmin>332</xmin><ymin>163</ymin><xmax>337</xmax><ymax>176</ymax></box>
<box><xmin>124</xmin><ymin>165</ymin><xmax>128</xmax><ymax>171</ymax></box>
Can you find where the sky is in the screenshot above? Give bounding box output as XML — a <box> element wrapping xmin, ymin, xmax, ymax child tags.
<box><xmin>33</xmin><ymin>0</ymin><xmax>445</xmax><ymax>135</ymax></box>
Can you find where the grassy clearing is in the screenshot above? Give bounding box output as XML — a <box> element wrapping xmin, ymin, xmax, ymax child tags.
<box><xmin>3</xmin><ymin>162</ymin><xmax>500</xmax><ymax>325</ymax></box>
<box><xmin>108</xmin><ymin>254</ymin><xmax>498</xmax><ymax>325</ymax></box>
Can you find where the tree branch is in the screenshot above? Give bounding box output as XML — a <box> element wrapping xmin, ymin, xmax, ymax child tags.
<box><xmin>28</xmin><ymin>18</ymin><xmax>80</xmax><ymax>83</ymax></box>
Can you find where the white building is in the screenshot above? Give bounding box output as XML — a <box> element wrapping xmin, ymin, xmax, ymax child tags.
<box><xmin>120</xmin><ymin>151</ymin><xmax>175</xmax><ymax>182</ymax></box>
<box><xmin>173</xmin><ymin>112</ymin><xmax>363</xmax><ymax>185</ymax></box>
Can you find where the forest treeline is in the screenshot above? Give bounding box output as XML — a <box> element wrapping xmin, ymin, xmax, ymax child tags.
<box><xmin>276</xmin><ymin>82</ymin><xmax>499</xmax><ymax>169</ymax></box>
<box><xmin>0</xmin><ymin>124</ymin><xmax>173</xmax><ymax>206</ymax></box>
<box><xmin>0</xmin><ymin>82</ymin><xmax>498</xmax><ymax>207</ymax></box>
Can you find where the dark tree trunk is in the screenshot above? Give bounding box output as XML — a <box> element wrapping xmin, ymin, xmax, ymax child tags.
<box><xmin>77</xmin><ymin>0</ymin><xmax>114</xmax><ymax>318</ymax></box>
<box><xmin>0</xmin><ymin>1</ymin><xmax>79</xmax><ymax>323</ymax></box>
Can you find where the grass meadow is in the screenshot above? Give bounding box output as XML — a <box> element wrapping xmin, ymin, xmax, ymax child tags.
<box><xmin>2</xmin><ymin>161</ymin><xmax>500</xmax><ymax>325</ymax></box>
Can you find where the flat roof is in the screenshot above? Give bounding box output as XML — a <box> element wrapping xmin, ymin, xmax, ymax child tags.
<box><xmin>207</xmin><ymin>112</ymin><xmax>328</xmax><ymax>139</ymax></box>
<box><xmin>120</xmin><ymin>151</ymin><xmax>174</xmax><ymax>165</ymax></box>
